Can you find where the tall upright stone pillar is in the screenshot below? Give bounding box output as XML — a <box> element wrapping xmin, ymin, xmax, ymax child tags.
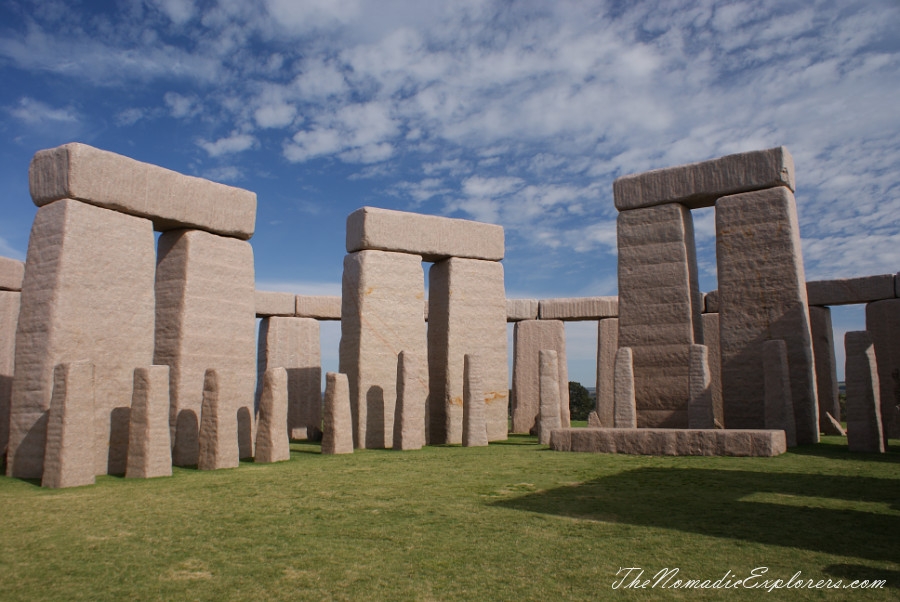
<box><xmin>688</xmin><ymin>344</ymin><xmax>714</xmax><ymax>429</ymax></box>
<box><xmin>126</xmin><ymin>366</ymin><xmax>172</xmax><ymax>479</ymax></box>
<box><xmin>595</xmin><ymin>318</ymin><xmax>618</xmax><ymax>428</ymax></box>
<box><xmin>614</xmin><ymin>347</ymin><xmax>637</xmax><ymax>428</ymax></box>
<box><xmin>511</xmin><ymin>319</ymin><xmax>568</xmax><ymax>434</ymax></box>
<box><xmin>538</xmin><ymin>350</ymin><xmax>562</xmax><ymax>445</ymax></box>
<box><xmin>716</xmin><ymin>187</ymin><xmax>819</xmax><ymax>444</ymax></box>
<box><xmin>0</xmin><ymin>290</ymin><xmax>21</xmax><ymax>461</ymax></box>
<box><xmin>844</xmin><ymin>331</ymin><xmax>884</xmax><ymax>453</ymax></box>
<box><xmin>865</xmin><ymin>299</ymin><xmax>900</xmax><ymax>440</ymax></box>
<box><xmin>809</xmin><ymin>306</ymin><xmax>841</xmax><ymax>433</ymax></box>
<box><xmin>41</xmin><ymin>361</ymin><xmax>97</xmax><ymax>489</ymax></box>
<box><xmin>700</xmin><ymin>313</ymin><xmax>723</xmax><ymax>426</ymax></box>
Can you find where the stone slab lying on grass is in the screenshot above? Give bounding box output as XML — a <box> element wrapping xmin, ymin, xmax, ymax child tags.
<box><xmin>538</xmin><ymin>297</ymin><xmax>618</xmax><ymax>320</ymax></box>
<box><xmin>506</xmin><ymin>299</ymin><xmax>538</xmax><ymax>322</ymax></box>
<box><xmin>126</xmin><ymin>366</ymin><xmax>172</xmax><ymax>479</ymax></box>
<box><xmin>41</xmin><ymin>361</ymin><xmax>97</xmax><ymax>488</ymax></box>
<box><xmin>549</xmin><ymin>427</ymin><xmax>787</xmax><ymax>457</ymax></box>
<box><xmin>295</xmin><ymin>295</ymin><xmax>342</xmax><ymax>320</ymax></box>
<box><xmin>0</xmin><ymin>257</ymin><xmax>24</xmax><ymax>291</ymax></box>
<box><xmin>255</xmin><ymin>367</ymin><xmax>290</xmax><ymax>463</ymax></box>
<box><xmin>254</xmin><ymin>291</ymin><xmax>296</xmax><ymax>317</ymax></box>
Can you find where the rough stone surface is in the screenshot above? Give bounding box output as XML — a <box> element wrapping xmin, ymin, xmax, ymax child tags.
<box><xmin>506</xmin><ymin>299</ymin><xmax>539</xmax><ymax>322</ymax></box>
<box><xmin>346</xmin><ymin>206</ymin><xmax>504</xmax><ymax>262</ymax></box>
<box><xmin>613</xmin><ymin>146</ymin><xmax>795</xmax><ymax>211</ymax></box>
<box><xmin>462</xmin><ymin>354</ymin><xmax>489</xmax><ymax>447</ymax></box>
<box><xmin>704</xmin><ymin>290</ymin><xmax>719</xmax><ymax>313</ymax></box>
<box><xmin>825</xmin><ymin>412</ymin><xmax>846</xmax><ymax>436</ymax></box>
<box><xmin>155</xmin><ymin>229</ymin><xmax>256</xmax><ymax>465</ymax></box>
<box><xmin>7</xmin><ymin>199</ymin><xmax>155</xmax><ymax>479</ymax></box>
<box><xmin>808</xmin><ymin>306</ymin><xmax>841</xmax><ymax>434</ymax></box>
<box><xmin>701</xmin><ymin>313</ymin><xmax>723</xmax><ymax>426</ymax></box>
<box><xmin>865</xmin><ymin>299</ymin><xmax>900</xmax><ymax>441</ymax></box>
<box><xmin>511</xmin><ymin>320</ymin><xmax>569</xmax><ymax>434</ymax></box>
<box><xmin>255</xmin><ymin>367</ymin><xmax>290</xmax><ymax>463</ymax></box>
<box><xmin>0</xmin><ymin>257</ymin><xmax>24</xmax><ymax>291</ymax></box>
<box><xmin>896</xmin><ymin>273</ymin><xmax>900</xmax><ymax>298</ymax></box>
<box><xmin>688</xmin><ymin>345</ymin><xmax>715</xmax><ymax>429</ymax></box>
<box><xmin>587</xmin><ymin>411</ymin><xmax>603</xmax><ymax>427</ymax></box>
<box><xmin>595</xmin><ymin>318</ymin><xmax>618</xmax><ymax>429</ymax></box>
<box><xmin>428</xmin><ymin>258</ymin><xmax>508</xmax><ymax>444</ymax></box>
<box><xmin>762</xmin><ymin>340</ymin><xmax>797</xmax><ymax>447</ymax></box>
<box><xmin>254</xmin><ymin>291</ymin><xmax>296</xmax><ymax>317</ymax></box>
<box><xmin>614</xmin><ymin>347</ymin><xmax>636</xmax><ymax>428</ymax></box>
<box><xmin>844</xmin><ymin>331</ymin><xmax>884</xmax><ymax>453</ymax></box>
<box><xmin>125</xmin><ymin>366</ymin><xmax>172</xmax><ymax>479</ymax></box>
<box><xmin>538</xmin><ymin>350</ymin><xmax>562</xmax><ymax>445</ymax></box>
<box><xmin>340</xmin><ymin>250</ymin><xmax>427</xmax><ymax>449</ymax></box>
<box><xmin>549</xmin><ymin>427</ymin><xmax>787</xmax><ymax>457</ymax></box>
<box><xmin>392</xmin><ymin>351</ymin><xmax>427</xmax><ymax>451</ymax></box>
<box><xmin>257</xmin><ymin>317</ymin><xmax>321</xmax><ymax>441</ymax></box>
<box><xmin>617</xmin><ymin>203</ymin><xmax>702</xmax><ymax>427</ymax></box>
<box><xmin>295</xmin><ymin>295</ymin><xmax>342</xmax><ymax>320</ymax></box>
<box><xmin>806</xmin><ymin>275</ymin><xmax>895</xmax><ymax>307</ymax></box>
<box><xmin>538</xmin><ymin>297</ymin><xmax>618</xmax><ymax>321</ymax></box>
<box><xmin>41</xmin><ymin>361</ymin><xmax>96</xmax><ymax>488</ymax></box>
<box><xmin>716</xmin><ymin>187</ymin><xmax>819</xmax><ymax>444</ymax></box>
<box><xmin>321</xmin><ymin>372</ymin><xmax>353</xmax><ymax>455</ymax></box>
<box><xmin>30</xmin><ymin>143</ymin><xmax>256</xmax><ymax>239</ymax></box>
<box><xmin>0</xmin><ymin>291</ymin><xmax>20</xmax><ymax>460</ymax></box>
<box><xmin>197</xmin><ymin>369</ymin><xmax>239</xmax><ymax>470</ymax></box>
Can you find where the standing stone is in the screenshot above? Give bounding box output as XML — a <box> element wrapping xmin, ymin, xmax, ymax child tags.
<box><xmin>809</xmin><ymin>306</ymin><xmax>842</xmax><ymax>435</ymax></box>
<box><xmin>154</xmin><ymin>229</ymin><xmax>256</xmax><ymax>466</ymax></box>
<box><xmin>511</xmin><ymin>320</ymin><xmax>569</xmax><ymax>434</ymax></box>
<box><xmin>865</xmin><ymin>299</ymin><xmax>900</xmax><ymax>440</ymax></box>
<box><xmin>763</xmin><ymin>340</ymin><xmax>797</xmax><ymax>447</ymax></box>
<box><xmin>41</xmin><ymin>361</ymin><xmax>96</xmax><ymax>489</ymax></box>
<box><xmin>613</xmin><ymin>347</ymin><xmax>637</xmax><ymax>428</ymax></box>
<box><xmin>257</xmin><ymin>317</ymin><xmax>321</xmax><ymax>440</ymax></box>
<box><xmin>538</xmin><ymin>350</ymin><xmax>562</xmax><ymax>445</ymax></box>
<box><xmin>392</xmin><ymin>351</ymin><xmax>427</xmax><ymax>451</ymax></box>
<box><xmin>197</xmin><ymin>369</ymin><xmax>239</xmax><ymax>470</ymax></box>
<box><xmin>463</xmin><ymin>354</ymin><xmax>489</xmax><ymax>447</ymax></box>
<box><xmin>126</xmin><ymin>366</ymin><xmax>172</xmax><ymax>479</ymax></box>
<box><xmin>701</xmin><ymin>313</ymin><xmax>724</xmax><ymax>426</ymax></box>
<box><xmin>844</xmin><ymin>332</ymin><xmax>884</xmax><ymax>453</ymax></box>
<box><xmin>688</xmin><ymin>345</ymin><xmax>715</xmax><ymax>429</ymax></box>
<box><xmin>716</xmin><ymin>187</ymin><xmax>819</xmax><ymax>444</ymax></box>
<box><xmin>595</xmin><ymin>318</ymin><xmax>618</xmax><ymax>428</ymax></box>
<box><xmin>587</xmin><ymin>411</ymin><xmax>603</xmax><ymax>427</ymax></box>
<box><xmin>340</xmin><ymin>250</ymin><xmax>427</xmax><ymax>449</ymax></box>
<box><xmin>0</xmin><ymin>290</ymin><xmax>20</xmax><ymax>461</ymax></box>
<box><xmin>617</xmin><ymin>203</ymin><xmax>702</xmax><ymax>427</ymax></box>
<box><xmin>7</xmin><ymin>199</ymin><xmax>155</xmax><ymax>479</ymax></box>
<box><xmin>322</xmin><ymin>372</ymin><xmax>353</xmax><ymax>455</ymax></box>
<box><xmin>429</xmin><ymin>257</ymin><xmax>508</xmax><ymax>444</ymax></box>
<box><xmin>255</xmin><ymin>367</ymin><xmax>290</xmax><ymax>464</ymax></box>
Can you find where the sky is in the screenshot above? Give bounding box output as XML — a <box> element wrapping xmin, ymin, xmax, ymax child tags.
<box><xmin>1</xmin><ymin>0</ymin><xmax>898</xmax><ymax>386</ymax></box>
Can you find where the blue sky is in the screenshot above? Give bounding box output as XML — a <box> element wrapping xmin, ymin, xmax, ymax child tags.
<box><xmin>1</xmin><ymin>0</ymin><xmax>898</xmax><ymax>385</ymax></box>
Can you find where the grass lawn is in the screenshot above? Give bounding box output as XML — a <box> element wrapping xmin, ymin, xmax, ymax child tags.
<box><xmin>1</xmin><ymin>434</ymin><xmax>898</xmax><ymax>601</ymax></box>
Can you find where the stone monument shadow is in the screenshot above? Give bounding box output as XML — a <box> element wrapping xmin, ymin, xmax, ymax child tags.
<box><xmin>107</xmin><ymin>406</ymin><xmax>131</xmax><ymax>475</ymax></box>
<box><xmin>237</xmin><ymin>406</ymin><xmax>253</xmax><ymax>459</ymax></box>
<box><xmin>365</xmin><ymin>385</ymin><xmax>386</xmax><ymax>449</ymax></box>
<box><xmin>174</xmin><ymin>409</ymin><xmax>199</xmax><ymax>467</ymax></box>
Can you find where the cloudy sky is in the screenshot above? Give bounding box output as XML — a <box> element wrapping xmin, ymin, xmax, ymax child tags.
<box><xmin>1</xmin><ymin>0</ymin><xmax>898</xmax><ymax>384</ymax></box>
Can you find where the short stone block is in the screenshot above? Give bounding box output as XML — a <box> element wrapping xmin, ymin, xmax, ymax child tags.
<box><xmin>126</xmin><ymin>366</ymin><xmax>172</xmax><ymax>479</ymax></box>
<box><xmin>463</xmin><ymin>354</ymin><xmax>489</xmax><ymax>447</ymax></box>
<box><xmin>0</xmin><ymin>257</ymin><xmax>24</xmax><ymax>291</ymax></box>
<box><xmin>538</xmin><ymin>297</ymin><xmax>618</xmax><ymax>321</ymax></box>
<box><xmin>197</xmin><ymin>369</ymin><xmax>240</xmax><ymax>470</ymax></box>
<box><xmin>844</xmin><ymin>331</ymin><xmax>884</xmax><ymax>453</ymax></box>
<box><xmin>42</xmin><ymin>362</ymin><xmax>96</xmax><ymax>488</ymax></box>
<box><xmin>393</xmin><ymin>351</ymin><xmax>427</xmax><ymax>451</ymax></box>
<box><xmin>255</xmin><ymin>291</ymin><xmax>296</xmax><ymax>317</ymax></box>
<box><xmin>704</xmin><ymin>290</ymin><xmax>719</xmax><ymax>313</ymax></box>
<box><xmin>806</xmin><ymin>275</ymin><xmax>895</xmax><ymax>307</ymax></box>
<box><xmin>506</xmin><ymin>299</ymin><xmax>539</xmax><ymax>322</ymax></box>
<box><xmin>255</xmin><ymin>367</ymin><xmax>290</xmax><ymax>463</ymax></box>
<box><xmin>550</xmin><ymin>427</ymin><xmax>786</xmax><ymax>457</ymax></box>
<box><xmin>511</xmin><ymin>320</ymin><xmax>568</xmax><ymax>434</ymax></box>
<box><xmin>295</xmin><ymin>295</ymin><xmax>342</xmax><ymax>320</ymax></box>
<box><xmin>322</xmin><ymin>372</ymin><xmax>353</xmax><ymax>455</ymax></box>
<box><xmin>587</xmin><ymin>411</ymin><xmax>603</xmax><ymax>427</ymax></box>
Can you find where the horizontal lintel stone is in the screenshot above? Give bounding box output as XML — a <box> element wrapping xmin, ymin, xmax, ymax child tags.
<box><xmin>295</xmin><ymin>295</ymin><xmax>342</xmax><ymax>320</ymax></box>
<box><xmin>254</xmin><ymin>291</ymin><xmax>296</xmax><ymax>317</ymax></box>
<box><xmin>0</xmin><ymin>257</ymin><xmax>25</xmax><ymax>291</ymax></box>
<box><xmin>806</xmin><ymin>275</ymin><xmax>896</xmax><ymax>306</ymax></box>
<box><xmin>538</xmin><ymin>297</ymin><xmax>618</xmax><ymax>321</ymax></box>
<box><xmin>506</xmin><ymin>299</ymin><xmax>539</xmax><ymax>322</ymax></box>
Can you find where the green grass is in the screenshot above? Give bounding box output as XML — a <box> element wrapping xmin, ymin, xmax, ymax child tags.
<box><xmin>1</xmin><ymin>436</ymin><xmax>898</xmax><ymax>601</ymax></box>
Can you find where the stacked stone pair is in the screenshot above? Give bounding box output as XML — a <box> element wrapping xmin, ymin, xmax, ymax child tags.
<box><xmin>6</xmin><ymin>143</ymin><xmax>257</xmax><ymax>481</ymax></box>
<box><xmin>339</xmin><ymin>207</ymin><xmax>508</xmax><ymax>448</ymax></box>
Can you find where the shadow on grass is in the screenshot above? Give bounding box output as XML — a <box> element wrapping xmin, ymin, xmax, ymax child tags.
<box><xmin>824</xmin><ymin>564</ymin><xmax>900</xmax><ymax>589</ymax></box>
<box><xmin>493</xmin><ymin>467</ymin><xmax>900</xmax><ymax>563</ymax></box>
<box><xmin>788</xmin><ymin>441</ymin><xmax>900</xmax><ymax>463</ymax></box>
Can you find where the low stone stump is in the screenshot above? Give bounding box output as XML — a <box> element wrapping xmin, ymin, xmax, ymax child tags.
<box><xmin>549</xmin><ymin>428</ymin><xmax>787</xmax><ymax>457</ymax></box>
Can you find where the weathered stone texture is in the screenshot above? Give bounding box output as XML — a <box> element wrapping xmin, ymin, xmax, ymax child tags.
<box><xmin>688</xmin><ymin>345</ymin><xmax>714</xmax><ymax>429</ymax></box>
<box><xmin>347</xmin><ymin>206</ymin><xmax>504</xmax><ymax>262</ymax></box>
<box><xmin>7</xmin><ymin>199</ymin><xmax>155</xmax><ymax>479</ymax></box>
<box><xmin>865</xmin><ymin>299</ymin><xmax>900</xmax><ymax>441</ymax></box>
<box><xmin>154</xmin><ymin>229</ymin><xmax>256</xmax><ymax>466</ymax></box>
<box><xmin>321</xmin><ymin>372</ymin><xmax>353</xmax><ymax>455</ymax></box>
<box><xmin>462</xmin><ymin>354</ymin><xmax>489</xmax><ymax>447</ymax></box>
<box><xmin>716</xmin><ymin>187</ymin><xmax>819</xmax><ymax>444</ymax></box>
<box><xmin>255</xmin><ymin>367</ymin><xmax>290</xmax><ymax>463</ymax></box>
<box><xmin>428</xmin><ymin>258</ymin><xmax>508</xmax><ymax>444</ymax></box>
<box><xmin>511</xmin><ymin>320</ymin><xmax>569</xmax><ymax>434</ymax></box>
<box><xmin>295</xmin><ymin>295</ymin><xmax>342</xmax><ymax>320</ymax></box>
<box><xmin>587</xmin><ymin>411</ymin><xmax>603</xmax><ymax>427</ymax></box>
<box><xmin>0</xmin><ymin>291</ymin><xmax>20</xmax><ymax>460</ymax></box>
<box><xmin>254</xmin><ymin>291</ymin><xmax>296</xmax><ymax>317</ymax></box>
<box><xmin>614</xmin><ymin>347</ymin><xmax>636</xmax><ymax>428</ymax></box>
<box><xmin>595</xmin><ymin>318</ymin><xmax>618</xmax><ymax>429</ymax></box>
<box><xmin>806</xmin><ymin>275</ymin><xmax>895</xmax><ymax>307</ymax></box>
<box><xmin>613</xmin><ymin>146</ymin><xmax>794</xmax><ymax>211</ymax></box>
<box><xmin>704</xmin><ymin>290</ymin><xmax>719</xmax><ymax>313</ymax></box>
<box><xmin>825</xmin><ymin>412</ymin><xmax>846</xmax><ymax>436</ymax></box>
<box><xmin>30</xmin><ymin>143</ymin><xmax>256</xmax><ymax>239</ymax></box>
<box><xmin>550</xmin><ymin>427</ymin><xmax>786</xmax><ymax>457</ymax></box>
<box><xmin>340</xmin><ymin>250</ymin><xmax>427</xmax><ymax>449</ymax></box>
<box><xmin>197</xmin><ymin>369</ymin><xmax>239</xmax><ymax>470</ymax></box>
<box><xmin>538</xmin><ymin>297</ymin><xmax>618</xmax><ymax>321</ymax></box>
<box><xmin>0</xmin><ymin>257</ymin><xmax>24</xmax><ymax>291</ymax></box>
<box><xmin>617</xmin><ymin>203</ymin><xmax>702</xmax><ymax>427</ymax></box>
<box><xmin>538</xmin><ymin>350</ymin><xmax>562</xmax><ymax>445</ymax></box>
<box><xmin>700</xmin><ymin>313</ymin><xmax>723</xmax><ymax>426</ymax></box>
<box><xmin>506</xmin><ymin>299</ymin><xmax>539</xmax><ymax>322</ymax></box>
<box><xmin>844</xmin><ymin>331</ymin><xmax>884</xmax><ymax>453</ymax></box>
<box><xmin>762</xmin><ymin>340</ymin><xmax>797</xmax><ymax>447</ymax></box>
<box><xmin>41</xmin><ymin>361</ymin><xmax>96</xmax><ymax>488</ymax></box>
<box><xmin>392</xmin><ymin>351</ymin><xmax>427</xmax><ymax>451</ymax></box>
<box><xmin>808</xmin><ymin>306</ymin><xmax>841</xmax><ymax>434</ymax></box>
<box><xmin>126</xmin><ymin>366</ymin><xmax>172</xmax><ymax>479</ymax></box>
<box><xmin>257</xmin><ymin>317</ymin><xmax>321</xmax><ymax>441</ymax></box>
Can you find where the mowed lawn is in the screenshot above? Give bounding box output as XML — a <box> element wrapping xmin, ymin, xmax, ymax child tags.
<box><xmin>1</xmin><ymin>434</ymin><xmax>898</xmax><ymax>601</ymax></box>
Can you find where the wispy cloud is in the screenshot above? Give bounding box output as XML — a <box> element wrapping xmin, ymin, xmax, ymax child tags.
<box><xmin>8</xmin><ymin>97</ymin><xmax>78</xmax><ymax>125</ymax></box>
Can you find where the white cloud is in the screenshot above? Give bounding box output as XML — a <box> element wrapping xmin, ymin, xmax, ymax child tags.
<box><xmin>164</xmin><ymin>92</ymin><xmax>200</xmax><ymax>118</ymax></box>
<box><xmin>202</xmin><ymin>165</ymin><xmax>244</xmax><ymax>182</ymax></box>
<box><xmin>197</xmin><ymin>132</ymin><xmax>257</xmax><ymax>157</ymax></box>
<box><xmin>115</xmin><ymin>107</ymin><xmax>146</xmax><ymax>126</ymax></box>
<box><xmin>9</xmin><ymin>97</ymin><xmax>78</xmax><ymax>125</ymax></box>
<box><xmin>254</xmin><ymin>102</ymin><xmax>296</xmax><ymax>128</ymax></box>
<box><xmin>148</xmin><ymin>0</ymin><xmax>196</xmax><ymax>25</ymax></box>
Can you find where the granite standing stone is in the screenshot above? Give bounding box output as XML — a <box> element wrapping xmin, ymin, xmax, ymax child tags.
<box><xmin>864</xmin><ymin>299</ymin><xmax>900</xmax><ymax>440</ymax></box>
<box><xmin>322</xmin><ymin>372</ymin><xmax>353</xmax><ymax>455</ymax></box>
<box><xmin>716</xmin><ymin>187</ymin><xmax>819</xmax><ymax>444</ymax></box>
<box><xmin>126</xmin><ymin>366</ymin><xmax>173</xmax><ymax>479</ymax></box>
<box><xmin>7</xmin><ymin>199</ymin><xmax>155</xmax><ymax>479</ymax></box>
<box><xmin>595</xmin><ymin>318</ymin><xmax>618</xmax><ymax>428</ymax></box>
<box><xmin>808</xmin><ymin>306</ymin><xmax>842</xmax><ymax>435</ymax></box>
<box><xmin>538</xmin><ymin>350</ymin><xmax>562</xmax><ymax>445</ymax></box>
<box><xmin>41</xmin><ymin>361</ymin><xmax>96</xmax><ymax>488</ymax></box>
<box><xmin>197</xmin><ymin>369</ymin><xmax>239</xmax><ymax>470</ymax></box>
<box><xmin>392</xmin><ymin>351</ymin><xmax>427</xmax><ymax>451</ymax></box>
<box><xmin>700</xmin><ymin>313</ymin><xmax>723</xmax><ymax>426</ymax></box>
<box><xmin>511</xmin><ymin>320</ymin><xmax>569</xmax><ymax>434</ymax></box>
<box><xmin>463</xmin><ymin>354</ymin><xmax>489</xmax><ymax>447</ymax></box>
<box><xmin>0</xmin><ymin>290</ymin><xmax>20</xmax><ymax>460</ymax></box>
<box><xmin>255</xmin><ymin>367</ymin><xmax>290</xmax><ymax>463</ymax></box>
<box><xmin>762</xmin><ymin>340</ymin><xmax>797</xmax><ymax>447</ymax></box>
<box><xmin>614</xmin><ymin>347</ymin><xmax>637</xmax><ymax>428</ymax></box>
<box><xmin>587</xmin><ymin>411</ymin><xmax>603</xmax><ymax>427</ymax></box>
<box><xmin>340</xmin><ymin>250</ymin><xmax>427</xmax><ymax>449</ymax></box>
<box><xmin>844</xmin><ymin>331</ymin><xmax>884</xmax><ymax>453</ymax></box>
<box><xmin>154</xmin><ymin>229</ymin><xmax>256</xmax><ymax>465</ymax></box>
<box><xmin>428</xmin><ymin>257</ymin><xmax>508</xmax><ymax>443</ymax></box>
<box><xmin>688</xmin><ymin>345</ymin><xmax>715</xmax><ymax>429</ymax></box>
